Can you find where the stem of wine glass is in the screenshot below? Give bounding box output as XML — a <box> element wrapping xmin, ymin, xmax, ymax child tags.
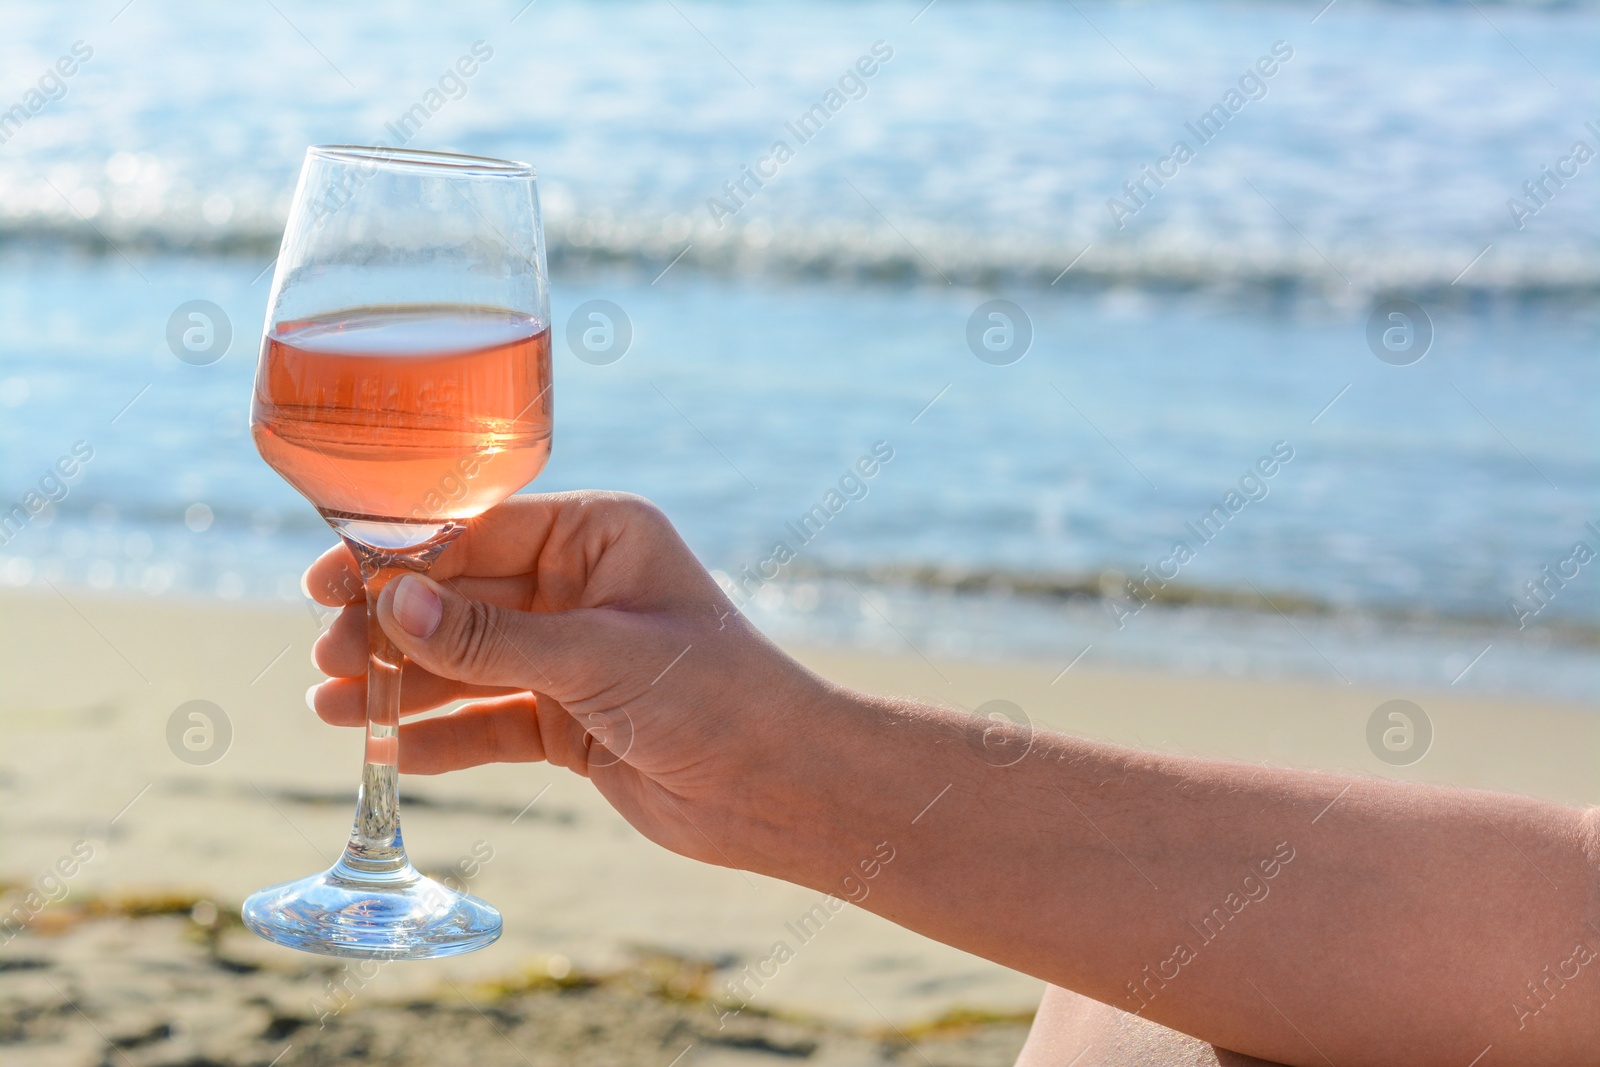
<box><xmin>335</xmin><ymin>529</ymin><xmax>462</xmax><ymax>883</ymax></box>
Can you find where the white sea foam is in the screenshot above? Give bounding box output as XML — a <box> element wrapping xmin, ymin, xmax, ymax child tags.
<box><xmin>1</xmin><ymin>0</ymin><xmax>1596</xmax><ymax>299</ymax></box>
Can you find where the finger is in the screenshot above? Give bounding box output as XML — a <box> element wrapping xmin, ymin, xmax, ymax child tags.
<box><xmin>309</xmin><ymin>672</ymin><xmax>518</xmax><ymax>726</ymax></box>
<box><xmin>437</xmin><ymin>573</ymin><xmax>537</xmax><ymax>608</ymax></box>
<box><xmin>311</xmin><ymin>603</ymin><xmax>369</xmax><ymax>677</ymax></box>
<box><xmin>312</xmin><ymin>578</ymin><xmax>544</xmax><ymax>677</ymax></box>
<box><xmin>398</xmin><ymin>694</ymin><xmax>547</xmax><ymax>774</ymax></box>
<box><xmin>303</xmin><ymin>490</ymin><xmax>680</xmax><ymax>605</ymax></box>
<box><xmin>303</xmin><ymin>543</ymin><xmax>365</xmax><ymax>606</ymax></box>
<box><xmin>297</xmin><ymin>498</ymin><xmax>562</xmax><ymax>610</ymax></box>
<box><xmin>424</xmin><ymin>493</ymin><xmax>582</xmax><ymax>582</ymax></box>
<box><xmin>376</xmin><ymin>571</ymin><xmax>645</xmax><ymax>696</ymax></box>
<box><xmin>428</xmin><ymin>492</ymin><xmax>689</xmax><ymax>598</ymax></box>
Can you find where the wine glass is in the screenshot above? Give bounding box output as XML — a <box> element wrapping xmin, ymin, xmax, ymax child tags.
<box><xmin>242</xmin><ymin>145</ymin><xmax>552</xmax><ymax>959</ymax></box>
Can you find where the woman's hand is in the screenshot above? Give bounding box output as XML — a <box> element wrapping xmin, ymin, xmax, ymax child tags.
<box><xmin>304</xmin><ymin>491</ymin><xmax>845</xmax><ymax>872</ymax></box>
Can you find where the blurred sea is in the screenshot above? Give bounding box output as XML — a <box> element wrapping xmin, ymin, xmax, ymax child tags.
<box><xmin>0</xmin><ymin>0</ymin><xmax>1596</xmax><ymax>700</ymax></box>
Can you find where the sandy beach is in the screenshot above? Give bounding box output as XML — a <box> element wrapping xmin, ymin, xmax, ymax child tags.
<box><xmin>1</xmin><ymin>587</ymin><xmax>1594</xmax><ymax>1064</ymax></box>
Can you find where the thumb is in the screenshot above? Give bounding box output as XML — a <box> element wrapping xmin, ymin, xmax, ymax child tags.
<box><xmin>378</xmin><ymin>572</ymin><xmax>588</xmax><ymax>693</ymax></box>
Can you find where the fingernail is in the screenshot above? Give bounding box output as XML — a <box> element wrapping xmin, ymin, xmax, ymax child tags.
<box><xmin>392</xmin><ymin>574</ymin><xmax>443</xmax><ymax>638</ymax></box>
<box><xmin>305</xmin><ymin>684</ymin><xmax>320</xmax><ymax>713</ymax></box>
<box><xmin>300</xmin><ymin>570</ymin><xmax>313</xmax><ymax>599</ymax></box>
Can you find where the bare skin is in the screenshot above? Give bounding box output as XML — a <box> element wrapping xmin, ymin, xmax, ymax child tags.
<box><xmin>1016</xmin><ymin>987</ymin><xmax>1284</xmax><ymax>1066</ymax></box>
<box><xmin>306</xmin><ymin>493</ymin><xmax>1600</xmax><ymax>1066</ymax></box>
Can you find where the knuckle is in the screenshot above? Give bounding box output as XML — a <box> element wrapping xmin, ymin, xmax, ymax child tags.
<box><xmin>451</xmin><ymin>598</ymin><xmax>503</xmax><ymax>677</ymax></box>
<box><xmin>602</xmin><ymin>492</ymin><xmax>669</xmax><ymax>530</ymax></box>
<box><xmin>566</xmin><ymin>490</ymin><xmax>671</xmax><ymax>539</ymax></box>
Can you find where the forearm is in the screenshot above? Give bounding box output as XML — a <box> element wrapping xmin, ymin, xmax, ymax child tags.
<box><xmin>747</xmin><ymin>687</ymin><xmax>1600</xmax><ymax>1066</ymax></box>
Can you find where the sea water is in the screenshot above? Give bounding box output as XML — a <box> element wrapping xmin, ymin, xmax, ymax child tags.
<box><xmin>0</xmin><ymin>0</ymin><xmax>1595</xmax><ymax>699</ymax></box>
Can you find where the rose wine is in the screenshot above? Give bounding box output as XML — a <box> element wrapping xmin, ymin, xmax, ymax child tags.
<box><xmin>252</xmin><ymin>305</ymin><xmax>551</xmax><ymax>547</ymax></box>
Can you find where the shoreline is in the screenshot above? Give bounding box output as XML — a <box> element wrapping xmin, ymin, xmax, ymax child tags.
<box><xmin>7</xmin><ymin>567</ymin><xmax>1597</xmax><ymax>704</ymax></box>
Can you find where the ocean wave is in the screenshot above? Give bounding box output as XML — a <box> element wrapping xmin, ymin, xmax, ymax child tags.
<box><xmin>22</xmin><ymin>491</ymin><xmax>1598</xmax><ymax>643</ymax></box>
<box><xmin>4</xmin><ymin>199</ymin><xmax>1598</xmax><ymax>302</ymax></box>
<box><xmin>769</xmin><ymin>561</ymin><xmax>1600</xmax><ymax>646</ymax></box>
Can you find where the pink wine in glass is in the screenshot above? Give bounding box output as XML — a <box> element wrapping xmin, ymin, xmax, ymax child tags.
<box><xmin>252</xmin><ymin>304</ymin><xmax>552</xmax><ymax>548</ymax></box>
<box><xmin>245</xmin><ymin>146</ymin><xmax>545</xmax><ymax>960</ymax></box>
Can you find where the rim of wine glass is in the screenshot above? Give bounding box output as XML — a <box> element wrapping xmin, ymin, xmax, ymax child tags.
<box><xmin>308</xmin><ymin>144</ymin><xmax>536</xmax><ymax>178</ymax></box>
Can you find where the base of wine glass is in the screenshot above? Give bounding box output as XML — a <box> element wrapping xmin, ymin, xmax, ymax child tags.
<box><xmin>242</xmin><ymin>850</ymin><xmax>501</xmax><ymax>960</ymax></box>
